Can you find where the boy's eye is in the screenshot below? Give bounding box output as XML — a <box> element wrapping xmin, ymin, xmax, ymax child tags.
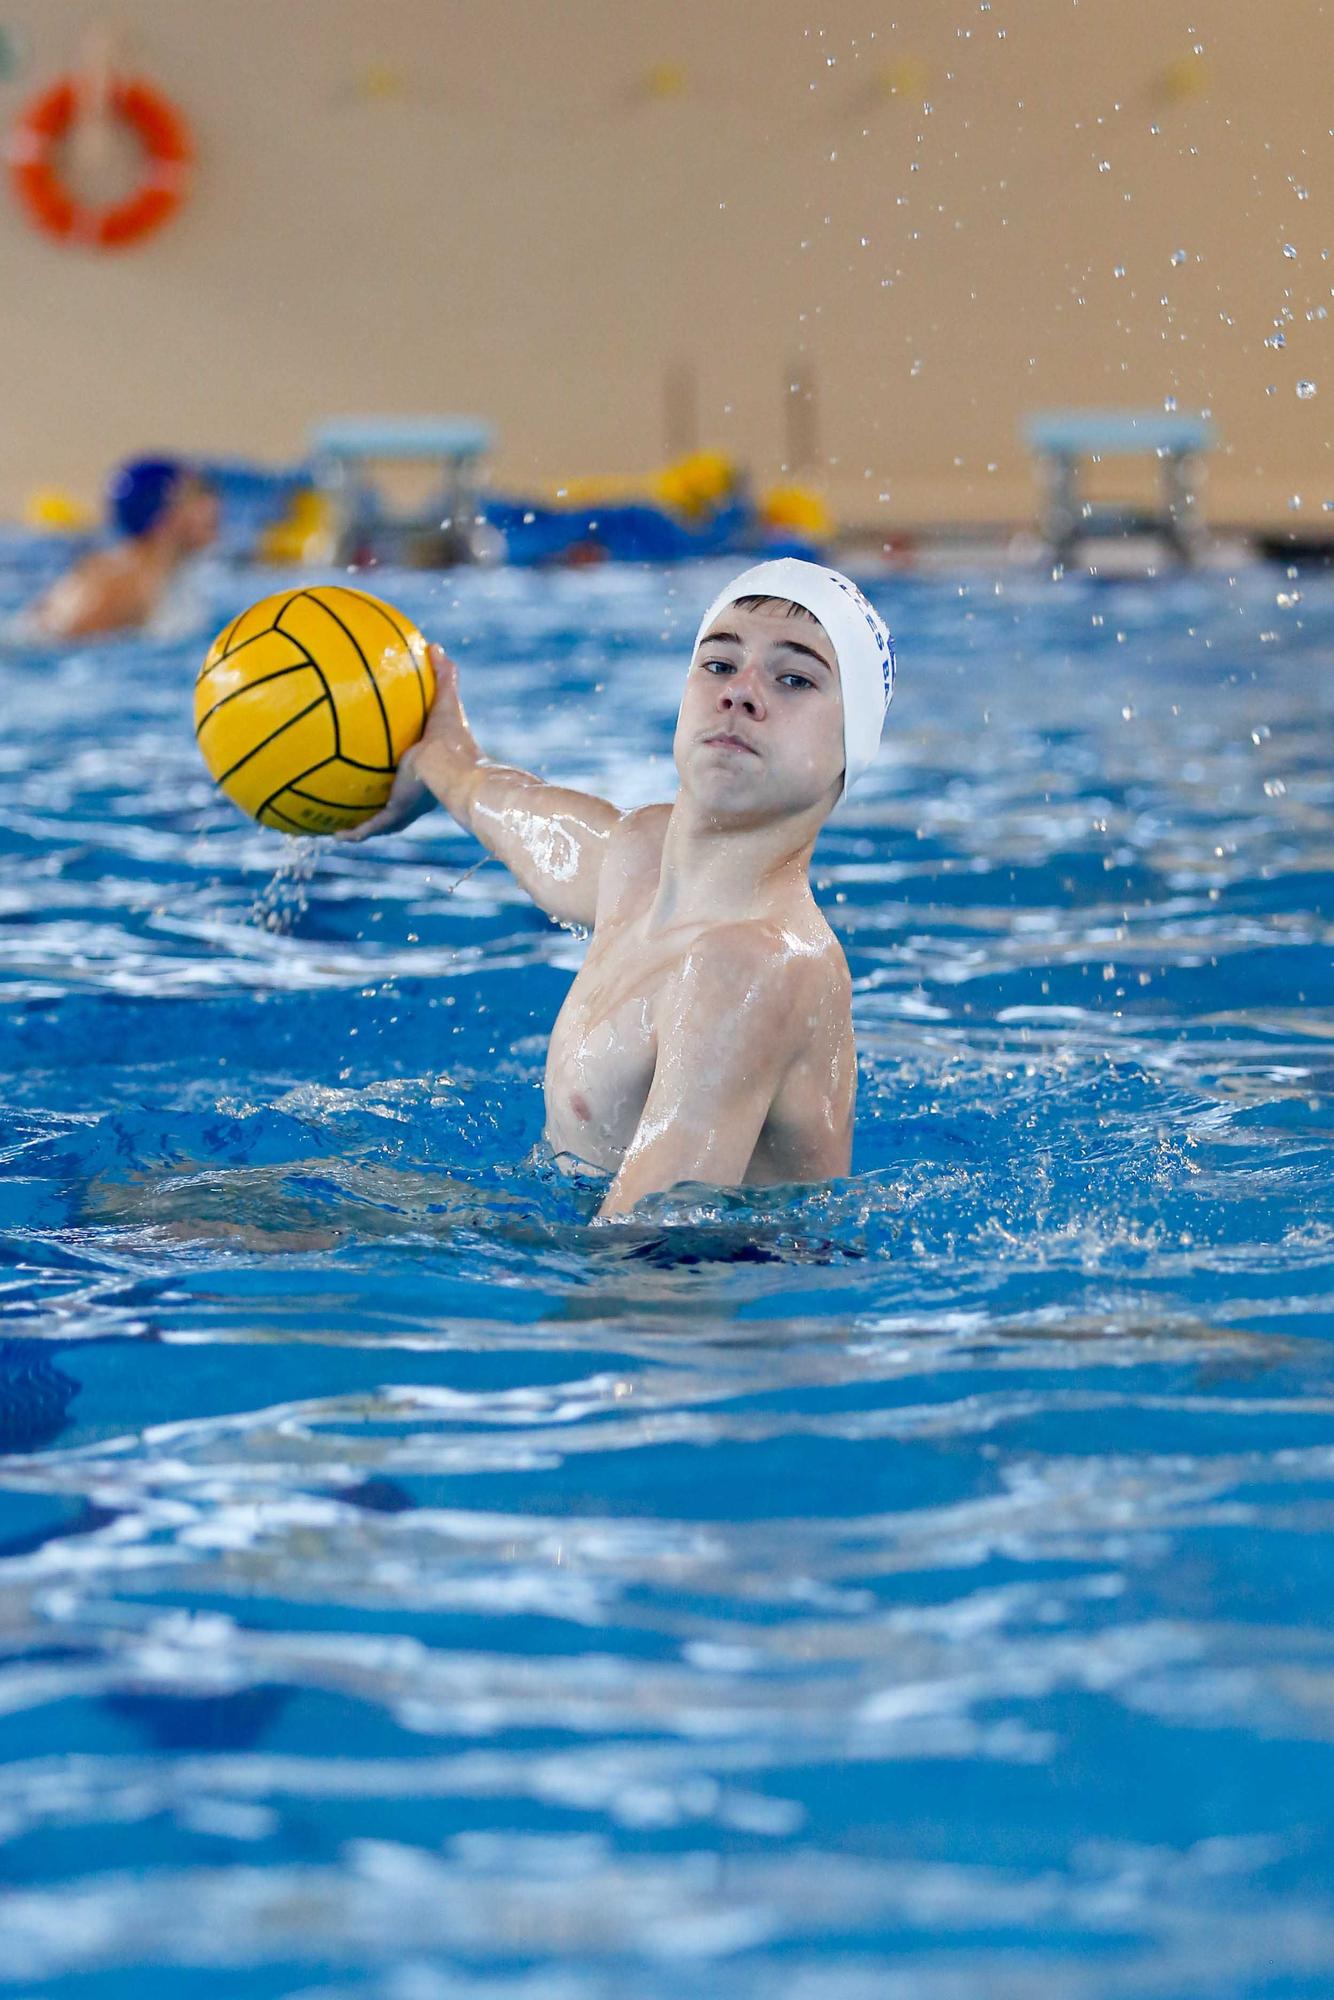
<box><xmin>701</xmin><ymin>658</ymin><xmax>735</xmax><ymax>674</ymax></box>
<box><xmin>780</xmin><ymin>673</ymin><xmax>815</xmax><ymax>690</ymax></box>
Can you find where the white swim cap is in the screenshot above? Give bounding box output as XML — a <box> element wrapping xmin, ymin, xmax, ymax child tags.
<box><xmin>692</xmin><ymin>558</ymin><xmax>895</xmax><ymax>795</ymax></box>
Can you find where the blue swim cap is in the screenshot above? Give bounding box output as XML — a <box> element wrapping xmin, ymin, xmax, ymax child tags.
<box><xmin>107</xmin><ymin>457</ymin><xmax>187</xmax><ymax>539</ymax></box>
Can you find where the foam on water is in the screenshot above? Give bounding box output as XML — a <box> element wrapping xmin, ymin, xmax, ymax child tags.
<box><xmin>0</xmin><ymin>547</ymin><xmax>1331</xmax><ymax>1996</ymax></box>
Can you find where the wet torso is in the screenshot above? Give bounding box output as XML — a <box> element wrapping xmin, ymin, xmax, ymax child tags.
<box><xmin>543</xmin><ymin>809</ymin><xmax>856</xmax><ymax>1184</ymax></box>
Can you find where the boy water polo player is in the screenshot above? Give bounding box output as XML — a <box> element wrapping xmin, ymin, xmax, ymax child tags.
<box><xmin>33</xmin><ymin>458</ymin><xmax>218</xmax><ymax>641</ymax></box>
<box><xmin>344</xmin><ymin>559</ymin><xmax>896</xmax><ymax>1221</ymax></box>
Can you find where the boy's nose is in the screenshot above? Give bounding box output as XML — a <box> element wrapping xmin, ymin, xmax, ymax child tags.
<box><xmin>719</xmin><ymin>662</ymin><xmax>766</xmax><ymax>718</ymax></box>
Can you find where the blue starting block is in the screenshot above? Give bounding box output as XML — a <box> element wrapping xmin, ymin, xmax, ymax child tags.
<box><xmin>309</xmin><ymin>416</ymin><xmax>495</xmax><ymax>566</ymax></box>
<box><xmin>1024</xmin><ymin>409</ymin><xmax>1214</xmax><ymax>565</ymax></box>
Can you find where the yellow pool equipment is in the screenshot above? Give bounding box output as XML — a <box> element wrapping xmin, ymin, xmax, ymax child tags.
<box><xmin>258</xmin><ymin>488</ymin><xmax>335</xmax><ymax>565</ymax></box>
<box><xmin>25</xmin><ymin>486</ymin><xmax>97</xmax><ymax>532</ymax></box>
<box><xmin>758</xmin><ymin>483</ymin><xmax>835</xmax><ymax>543</ymax></box>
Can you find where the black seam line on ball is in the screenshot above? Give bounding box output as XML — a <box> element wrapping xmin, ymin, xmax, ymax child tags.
<box><xmin>295</xmin><ymin>589</ymin><xmax>393</xmax><ymax>767</ymax></box>
<box><xmin>285</xmin><ymin>777</ymin><xmax>376</xmax><ymax>810</ymax></box>
<box><xmin>195</xmin><ymin>658</ymin><xmax>319</xmax><ymax>732</ymax></box>
<box><xmin>210</xmin><ymin>625</ymin><xmax>340</xmax><ymax>755</ymax></box>
<box><xmin>258</xmin><ymin>756</ymin><xmax>372</xmax><ymax>823</ymax></box>
<box><xmin>197</xmin><ymin>623</ymin><xmax>302</xmax><ymax>682</ymax></box>
<box><xmin>256</xmin><ymin>754</ymin><xmax>365</xmax><ymax>825</ymax></box>
<box><xmin>226</xmin><ymin>590</ymin><xmax>307</xmax><ymax>670</ymax></box>
<box><xmin>209</xmin><ymin>609</ymin><xmax>245</xmax><ymax>661</ymax></box>
<box><xmin>215</xmin><ymin>694</ymin><xmax>328</xmax><ymax>784</ymax></box>
<box><xmin>331</xmin><ymin>585</ymin><xmax>428</xmax><ymax>734</ymax></box>
<box><xmin>271</xmin><ymin>593</ymin><xmax>342</xmax><ymax>755</ymax></box>
<box><xmin>269</xmin><ymin>590</ymin><xmax>308</xmax><ymax>630</ymax></box>
<box><xmin>260</xmin><ymin>802</ymin><xmax>311</xmax><ymax>834</ymax></box>
<box><xmin>287</xmin><ymin>781</ymin><xmax>380</xmax><ymax>809</ymax></box>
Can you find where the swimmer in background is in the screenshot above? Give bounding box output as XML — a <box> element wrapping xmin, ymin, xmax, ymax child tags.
<box><xmin>343</xmin><ymin>559</ymin><xmax>896</xmax><ymax>1222</ymax></box>
<box><xmin>31</xmin><ymin>457</ymin><xmax>218</xmax><ymax>641</ymax></box>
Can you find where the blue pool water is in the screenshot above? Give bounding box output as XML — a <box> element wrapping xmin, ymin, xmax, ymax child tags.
<box><xmin>0</xmin><ymin>543</ymin><xmax>1331</xmax><ymax>1997</ymax></box>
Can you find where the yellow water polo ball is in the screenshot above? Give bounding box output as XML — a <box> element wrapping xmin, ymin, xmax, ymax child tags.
<box><xmin>194</xmin><ymin>585</ymin><xmax>435</xmax><ymax>835</ymax></box>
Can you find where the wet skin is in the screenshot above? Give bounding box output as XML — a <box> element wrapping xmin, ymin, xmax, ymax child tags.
<box><xmin>343</xmin><ymin>602</ymin><xmax>857</xmax><ymax>1221</ymax></box>
<box><xmin>33</xmin><ymin>478</ymin><xmax>219</xmax><ymax>641</ymax></box>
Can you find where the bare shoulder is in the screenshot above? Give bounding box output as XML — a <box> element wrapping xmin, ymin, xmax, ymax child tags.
<box><xmin>809</xmin><ymin>905</ymin><xmax>853</xmax><ymax>1002</ymax></box>
<box><xmin>594</xmin><ymin>803</ymin><xmax>671</xmax><ymax>918</ymax></box>
<box><xmin>679</xmin><ymin>915</ymin><xmax>840</xmax><ymax>1024</ymax></box>
<box><xmin>75</xmin><ymin>546</ymin><xmax>141</xmax><ymax>592</ymax></box>
<box><xmin>38</xmin><ymin>545</ymin><xmax>151</xmax><ymax>638</ymax></box>
<box><xmin>607</xmin><ymin>803</ymin><xmax>671</xmax><ymax>865</ymax></box>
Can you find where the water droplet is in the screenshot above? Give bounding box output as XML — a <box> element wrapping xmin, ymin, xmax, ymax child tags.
<box><xmin>1288</xmin><ymin>494</ymin><xmax>1303</xmax><ymax>511</ymax></box>
<box><xmin>1297</xmin><ymin>379</ymin><xmax>1317</xmax><ymax>399</ymax></box>
<box><xmin>1263</xmin><ymin>778</ymin><xmax>1287</xmax><ymax>798</ymax></box>
<box><xmin>1283</xmin><ymin>242</ymin><xmax>1298</xmax><ymax>259</ymax></box>
<box><xmin>1163</xmin><ymin>395</ymin><xmax>1177</xmax><ymax>411</ymax></box>
<box><xmin>1113</xmin><ymin>263</ymin><xmax>1126</xmax><ymax>278</ymax></box>
<box><xmin>1097</xmin><ymin>160</ymin><xmax>1111</xmax><ymax>173</ymax></box>
<box><xmin>1170</xmin><ymin>247</ymin><xmax>1188</xmax><ymax>266</ymax></box>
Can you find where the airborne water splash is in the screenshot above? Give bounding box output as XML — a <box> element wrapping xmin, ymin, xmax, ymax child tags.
<box><xmin>0</xmin><ymin>552</ymin><xmax>1331</xmax><ymax>1996</ymax></box>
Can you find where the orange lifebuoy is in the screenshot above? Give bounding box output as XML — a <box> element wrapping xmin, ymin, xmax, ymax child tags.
<box><xmin>7</xmin><ymin>75</ymin><xmax>191</xmax><ymax>249</ymax></box>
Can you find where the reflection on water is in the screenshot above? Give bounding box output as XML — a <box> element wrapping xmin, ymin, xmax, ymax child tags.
<box><xmin>0</xmin><ymin>555</ymin><xmax>1331</xmax><ymax>1995</ymax></box>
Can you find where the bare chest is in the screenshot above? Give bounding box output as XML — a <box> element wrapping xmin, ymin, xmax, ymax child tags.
<box><xmin>543</xmin><ymin>923</ymin><xmax>685</xmax><ymax>1168</ymax></box>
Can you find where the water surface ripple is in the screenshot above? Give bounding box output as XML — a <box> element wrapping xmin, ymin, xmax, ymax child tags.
<box><xmin>0</xmin><ymin>552</ymin><xmax>1331</xmax><ymax>1997</ymax></box>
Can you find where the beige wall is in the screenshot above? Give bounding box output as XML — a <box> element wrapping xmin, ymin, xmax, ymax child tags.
<box><xmin>0</xmin><ymin>0</ymin><xmax>1329</xmax><ymax>530</ymax></box>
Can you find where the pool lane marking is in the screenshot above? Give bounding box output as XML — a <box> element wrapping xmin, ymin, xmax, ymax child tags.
<box><xmin>289</xmin><ymin>589</ymin><xmax>393</xmax><ymax>767</ymax></box>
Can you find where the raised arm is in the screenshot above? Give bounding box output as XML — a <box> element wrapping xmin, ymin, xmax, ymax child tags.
<box><xmin>340</xmin><ymin>644</ymin><xmax>620</xmax><ymax>927</ymax></box>
<box><xmin>597</xmin><ymin>926</ymin><xmax>799</xmax><ymax>1222</ymax></box>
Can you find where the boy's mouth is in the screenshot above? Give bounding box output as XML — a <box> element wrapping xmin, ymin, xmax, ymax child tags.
<box><xmin>702</xmin><ymin>731</ymin><xmax>760</xmax><ymax>756</ymax></box>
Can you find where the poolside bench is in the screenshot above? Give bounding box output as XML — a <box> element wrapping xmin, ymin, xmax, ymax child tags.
<box><xmin>309</xmin><ymin>416</ymin><xmax>495</xmax><ymax>567</ymax></box>
<box><xmin>1024</xmin><ymin>410</ymin><xmax>1214</xmax><ymax>566</ymax></box>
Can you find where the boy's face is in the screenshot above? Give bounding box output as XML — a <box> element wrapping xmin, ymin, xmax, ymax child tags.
<box><xmin>169</xmin><ymin>476</ymin><xmax>219</xmax><ymax>552</ymax></box>
<box><xmin>674</xmin><ymin>599</ymin><xmax>845</xmax><ymax>823</ymax></box>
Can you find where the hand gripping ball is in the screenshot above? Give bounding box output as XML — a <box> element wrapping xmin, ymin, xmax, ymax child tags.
<box><xmin>194</xmin><ymin>585</ymin><xmax>435</xmax><ymax>834</ymax></box>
